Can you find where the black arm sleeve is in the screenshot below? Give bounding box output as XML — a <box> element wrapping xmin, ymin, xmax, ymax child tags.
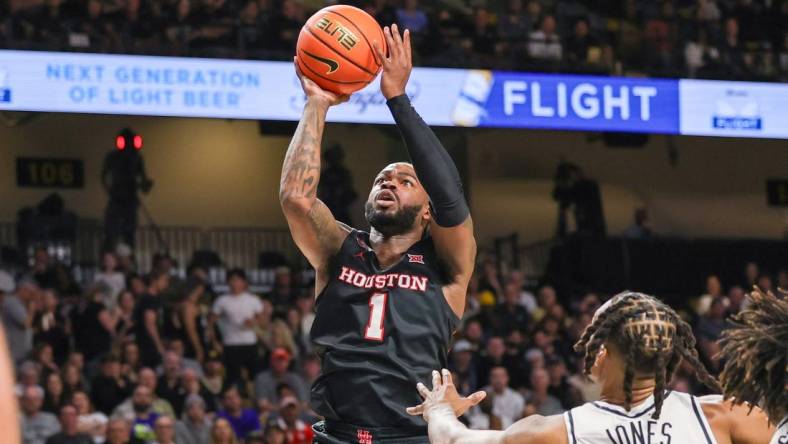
<box><xmin>386</xmin><ymin>94</ymin><xmax>470</xmax><ymax>227</ymax></box>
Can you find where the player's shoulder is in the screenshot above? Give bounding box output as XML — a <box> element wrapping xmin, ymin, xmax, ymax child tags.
<box><xmin>502</xmin><ymin>414</ymin><xmax>568</xmax><ymax>444</ymax></box>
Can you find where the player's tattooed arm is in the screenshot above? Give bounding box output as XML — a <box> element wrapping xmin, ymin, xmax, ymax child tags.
<box><xmin>280</xmin><ymin>60</ymin><xmax>351</xmax><ymax>280</ymax></box>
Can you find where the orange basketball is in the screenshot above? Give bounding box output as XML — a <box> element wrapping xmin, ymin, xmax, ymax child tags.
<box><xmin>296</xmin><ymin>5</ymin><xmax>386</xmax><ymax>95</ymax></box>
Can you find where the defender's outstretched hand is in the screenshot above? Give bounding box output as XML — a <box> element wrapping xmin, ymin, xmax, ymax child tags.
<box><xmin>294</xmin><ymin>57</ymin><xmax>350</xmax><ymax>107</ymax></box>
<box><xmin>372</xmin><ymin>23</ymin><xmax>412</xmax><ymax>100</ymax></box>
<box><xmin>407</xmin><ymin>369</ymin><xmax>487</xmax><ymax>420</ymax></box>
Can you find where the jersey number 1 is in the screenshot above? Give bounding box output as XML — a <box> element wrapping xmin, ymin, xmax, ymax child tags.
<box><xmin>364</xmin><ymin>292</ymin><xmax>388</xmax><ymax>341</ymax></box>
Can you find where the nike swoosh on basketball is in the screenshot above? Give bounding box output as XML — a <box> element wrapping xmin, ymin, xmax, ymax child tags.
<box><xmin>302</xmin><ymin>50</ymin><xmax>339</xmax><ymax>74</ymax></box>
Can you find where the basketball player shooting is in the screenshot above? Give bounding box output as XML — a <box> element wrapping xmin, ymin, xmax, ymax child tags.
<box><xmin>718</xmin><ymin>288</ymin><xmax>788</xmax><ymax>444</ymax></box>
<box><xmin>409</xmin><ymin>292</ymin><xmax>776</xmax><ymax>444</ymax></box>
<box><xmin>280</xmin><ymin>24</ymin><xmax>485</xmax><ymax>444</ymax></box>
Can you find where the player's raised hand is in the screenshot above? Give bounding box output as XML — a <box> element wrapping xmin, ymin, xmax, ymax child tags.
<box><xmin>372</xmin><ymin>23</ymin><xmax>412</xmax><ymax>100</ymax></box>
<box><xmin>294</xmin><ymin>57</ymin><xmax>350</xmax><ymax>107</ymax></box>
<box><xmin>407</xmin><ymin>369</ymin><xmax>486</xmax><ymax>420</ymax></box>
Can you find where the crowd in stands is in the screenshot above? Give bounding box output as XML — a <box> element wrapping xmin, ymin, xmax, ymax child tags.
<box><xmin>2</xmin><ymin>241</ymin><xmax>786</xmax><ymax>443</ymax></box>
<box><xmin>2</xmin><ymin>0</ymin><xmax>788</xmax><ymax>81</ymax></box>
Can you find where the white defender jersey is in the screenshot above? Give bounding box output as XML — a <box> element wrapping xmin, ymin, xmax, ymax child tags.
<box><xmin>564</xmin><ymin>391</ymin><xmax>718</xmax><ymax>444</ymax></box>
<box><xmin>771</xmin><ymin>416</ymin><xmax>788</xmax><ymax>444</ymax></box>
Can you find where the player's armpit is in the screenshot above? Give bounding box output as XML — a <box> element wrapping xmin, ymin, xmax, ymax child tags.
<box><xmin>700</xmin><ymin>397</ymin><xmax>775</xmax><ymax>444</ymax></box>
<box><xmin>502</xmin><ymin>414</ymin><xmax>568</xmax><ymax>444</ymax></box>
<box><xmin>431</xmin><ymin>216</ymin><xmax>476</xmax><ymax>317</ymax></box>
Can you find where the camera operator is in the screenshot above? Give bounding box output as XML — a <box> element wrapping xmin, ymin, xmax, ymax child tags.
<box><xmin>101</xmin><ymin>128</ymin><xmax>153</xmax><ymax>250</ymax></box>
<box><xmin>551</xmin><ymin>161</ymin><xmax>606</xmax><ymax>238</ymax></box>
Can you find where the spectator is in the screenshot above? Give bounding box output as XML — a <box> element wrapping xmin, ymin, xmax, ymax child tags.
<box><xmin>756</xmin><ymin>274</ymin><xmax>773</xmax><ymax>293</ymax></box>
<box><xmin>209</xmin><ymin>268</ymin><xmax>264</xmax><ymax>388</ymax></box>
<box><xmin>263</xmin><ymin>421</ymin><xmax>286</xmax><ymax>444</ymax></box>
<box><xmin>696</xmin><ymin>297</ymin><xmax>729</xmax><ymax>373</ymax></box>
<box><xmin>507</xmin><ymin>271</ymin><xmax>537</xmax><ymax>314</ymax></box>
<box><xmin>483</xmin><ymin>366</ymin><xmax>524</xmax><ymax>428</ymax></box>
<box><xmin>17</xmin><ymin>359</ymin><xmax>42</xmax><ymax>396</ymax></box>
<box><xmin>528</xmin><ymin>15</ymin><xmax>562</xmax><ymax>62</ymax></box>
<box><xmin>165</xmin><ymin>339</ymin><xmax>203</xmax><ymax>376</ymax></box>
<box><xmin>622</xmin><ymin>208</ymin><xmax>653</xmax><ymax>239</ymax></box>
<box><xmin>71</xmin><ymin>286</ymin><xmax>116</xmax><ymax>363</ymax></box>
<box><xmin>112</xmin><ymin>368</ymin><xmax>175</xmax><ymax>420</ymax></box>
<box><xmin>491</xmin><ymin>282</ymin><xmax>531</xmax><ymax>336</ymax></box>
<box><xmin>200</xmin><ymin>355</ymin><xmax>225</xmax><ymax>407</ymax></box>
<box><xmin>210</xmin><ymin>417</ymin><xmax>239</xmax><ymax>444</ymax></box>
<box><xmin>72</xmin><ymin>390</ymin><xmax>109</xmax><ymax>442</ymax></box>
<box><xmin>121</xmin><ymin>342</ymin><xmax>141</xmax><ymax>381</ymax></box>
<box><xmin>726</xmin><ymin>285</ymin><xmax>746</xmax><ymax>316</ymax></box>
<box><xmin>94</xmin><ymin>251</ymin><xmax>126</xmax><ymax>310</ymax></box>
<box><xmin>300</xmin><ymin>354</ymin><xmax>321</xmax><ymax>389</ymax></box>
<box><xmin>62</xmin><ymin>363</ymin><xmax>86</xmax><ymax>402</ymax></box>
<box><xmin>156</xmin><ymin>351</ymin><xmax>186</xmax><ymax>416</ymax></box>
<box><xmin>168</xmin><ymin>278</ymin><xmax>207</xmax><ymax>364</ymax></box>
<box><xmin>564</xmin><ymin>18</ymin><xmax>599</xmax><ymax>68</ymax></box>
<box><xmin>720</xmin><ymin>17</ymin><xmax>748</xmax><ymax>78</ymax></box>
<box><xmin>643</xmin><ymin>1</ymin><xmax>678</xmax><ymax>73</ymax></box>
<box><xmin>105</xmin><ymin>418</ymin><xmax>143</xmax><ymax>444</ymax></box>
<box><xmin>743</xmin><ymin>261</ymin><xmax>759</xmax><ymax>289</ymax></box>
<box><xmin>91</xmin><ymin>355</ymin><xmax>132</xmax><ymax>416</ymax></box>
<box><xmin>180</xmin><ymin>368</ymin><xmax>217</xmax><ymax>413</ymax></box>
<box><xmin>31</xmin><ymin>248</ymin><xmax>58</xmax><ymax>289</ymax></box>
<box><xmin>449</xmin><ymin>339</ymin><xmax>479</xmax><ymax>396</ymax></box>
<box><xmin>271</xmin><ymin>267</ymin><xmax>297</xmax><ymax>311</ymax></box>
<box><xmin>175</xmin><ymin>394</ymin><xmax>211</xmax><ymax>444</ymax></box>
<box><xmin>21</xmin><ymin>385</ymin><xmax>61</xmax><ymax>444</ymax></box>
<box><xmin>33</xmin><ymin>289</ymin><xmax>70</xmax><ymax>365</ymax></box>
<box><xmin>317</xmin><ymin>143</ymin><xmax>357</xmax><ymax>225</ymax></box>
<box><xmin>153</xmin><ymin>415</ymin><xmax>176</xmax><ymax>444</ymax></box>
<box><xmin>44</xmin><ymin>372</ymin><xmax>67</xmax><ymax>414</ymax></box>
<box><xmin>134</xmin><ymin>271</ymin><xmax>170</xmax><ymax>367</ymax></box>
<box><xmin>695</xmin><ymin>274</ymin><xmax>723</xmax><ymax>316</ymax></box>
<box><xmin>396</xmin><ymin>0</ymin><xmax>428</xmax><ymax>34</ymax></box>
<box><xmin>254</xmin><ymin>348</ymin><xmax>308</xmax><ymax>410</ymax></box>
<box><xmin>114</xmin><ymin>290</ymin><xmax>136</xmax><ymax>341</ymax></box>
<box><xmin>546</xmin><ymin>356</ymin><xmax>583</xmax><ymax>409</ymax></box>
<box><xmin>523</xmin><ymin>367</ymin><xmax>564</xmax><ymax>416</ymax></box>
<box><xmin>533</xmin><ymin>285</ymin><xmax>558</xmax><ymax>322</ymax></box>
<box><xmin>217</xmin><ymin>385</ymin><xmax>261</xmax><ymax>440</ymax></box>
<box><xmin>45</xmin><ymin>404</ymin><xmax>92</xmax><ymax>444</ymax></box>
<box><xmin>273</xmin><ymin>396</ymin><xmax>313</xmax><ymax>444</ymax></box>
<box><xmin>2</xmin><ymin>278</ymin><xmax>38</xmax><ymax>363</ymax></box>
<box><xmin>33</xmin><ymin>342</ymin><xmax>60</xmax><ymax>377</ymax></box>
<box><xmin>498</xmin><ymin>0</ymin><xmax>532</xmax><ymax>42</ymax></box>
<box><xmin>685</xmin><ymin>29</ymin><xmax>721</xmax><ymax>78</ymax></box>
<box><xmin>123</xmin><ymin>385</ymin><xmax>160</xmax><ymax>443</ymax></box>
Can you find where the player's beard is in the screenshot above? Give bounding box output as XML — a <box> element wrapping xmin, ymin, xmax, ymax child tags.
<box><xmin>364</xmin><ymin>201</ymin><xmax>422</xmax><ymax>237</ymax></box>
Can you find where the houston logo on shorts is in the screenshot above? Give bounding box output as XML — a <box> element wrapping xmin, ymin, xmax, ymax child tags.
<box><xmin>315</xmin><ymin>17</ymin><xmax>358</xmax><ymax>50</ymax></box>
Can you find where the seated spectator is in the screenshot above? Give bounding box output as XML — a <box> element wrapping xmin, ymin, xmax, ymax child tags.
<box><xmin>470</xmin><ymin>8</ymin><xmax>498</xmax><ymax>64</ymax></box>
<box><xmin>45</xmin><ymin>404</ymin><xmax>92</xmax><ymax>444</ymax></box>
<box><xmin>263</xmin><ymin>421</ymin><xmax>287</xmax><ymax>444</ymax></box>
<box><xmin>44</xmin><ymin>372</ymin><xmax>67</xmax><ymax>414</ymax></box>
<box><xmin>696</xmin><ymin>297</ymin><xmax>730</xmax><ymax>373</ymax></box>
<box><xmin>91</xmin><ymin>355</ymin><xmax>132</xmax><ymax>416</ymax></box>
<box><xmin>70</xmin><ymin>286</ymin><xmax>116</xmax><ymax>363</ymax></box>
<box><xmin>643</xmin><ymin>1</ymin><xmax>678</xmax><ymax>72</ymax></box>
<box><xmin>483</xmin><ymin>366</ymin><xmax>524</xmax><ymax>428</ymax></box>
<box><xmin>694</xmin><ymin>274</ymin><xmax>723</xmax><ymax>316</ymax></box>
<box><xmin>123</xmin><ymin>386</ymin><xmax>160</xmax><ymax>443</ymax></box>
<box><xmin>449</xmin><ymin>340</ymin><xmax>479</xmax><ymax>396</ymax></box>
<box><xmin>491</xmin><ymin>282</ymin><xmax>531</xmax><ymax>336</ymax></box>
<box><xmin>498</xmin><ymin>0</ymin><xmax>532</xmax><ymax>42</ymax></box>
<box><xmin>210</xmin><ymin>417</ymin><xmax>239</xmax><ymax>444</ymax></box>
<box><xmin>175</xmin><ymin>394</ymin><xmax>211</xmax><ymax>444</ymax></box>
<box><xmin>180</xmin><ymin>368</ymin><xmax>217</xmax><ymax>413</ymax></box>
<box><xmin>726</xmin><ymin>285</ymin><xmax>746</xmax><ymax>316</ymax></box>
<box><xmin>156</xmin><ymin>351</ymin><xmax>186</xmax><ymax>416</ymax></box>
<box><xmin>112</xmin><ymin>368</ymin><xmax>175</xmax><ymax>420</ymax></box>
<box><xmin>523</xmin><ymin>367</ymin><xmax>564</xmax><ymax>416</ymax></box>
<box><xmin>21</xmin><ymin>385</ymin><xmax>61</xmax><ymax>444</ymax></box>
<box><xmin>200</xmin><ymin>354</ymin><xmax>225</xmax><ymax>408</ymax></box>
<box><xmin>153</xmin><ymin>416</ymin><xmax>176</xmax><ymax>444</ymax></box>
<box><xmin>528</xmin><ymin>15</ymin><xmax>563</xmax><ymax>62</ymax></box>
<box><xmin>622</xmin><ymin>208</ymin><xmax>653</xmax><ymax>239</ymax></box>
<box><xmin>685</xmin><ymin>29</ymin><xmax>721</xmax><ymax>78</ymax></box>
<box><xmin>272</xmin><ymin>396</ymin><xmax>313</xmax><ymax>444</ymax></box>
<box><xmin>254</xmin><ymin>347</ymin><xmax>307</xmax><ymax>410</ymax></box>
<box><xmin>465</xmin><ymin>394</ymin><xmax>502</xmax><ymax>431</ymax></box>
<box><xmin>396</xmin><ymin>0</ymin><xmax>428</xmax><ymax>34</ymax></box>
<box><xmin>267</xmin><ymin>0</ymin><xmax>303</xmax><ymax>53</ymax></box>
<box><xmin>507</xmin><ymin>271</ymin><xmax>537</xmax><ymax>314</ymax></box>
<box><xmin>217</xmin><ymin>386</ymin><xmax>261</xmax><ymax>440</ymax></box>
<box><xmin>546</xmin><ymin>356</ymin><xmax>583</xmax><ymax>409</ymax></box>
<box><xmin>72</xmin><ymin>390</ymin><xmax>108</xmax><ymax>442</ymax></box>
<box><xmin>564</xmin><ymin>18</ymin><xmax>599</xmax><ymax>67</ymax></box>
<box><xmin>121</xmin><ymin>342</ymin><xmax>141</xmax><ymax>383</ymax></box>
<box><xmin>105</xmin><ymin>418</ymin><xmax>144</xmax><ymax>444</ymax></box>
<box><xmin>115</xmin><ymin>290</ymin><xmax>136</xmax><ymax>341</ymax></box>
<box><xmin>62</xmin><ymin>363</ymin><xmax>87</xmax><ymax>401</ymax></box>
<box><xmin>720</xmin><ymin>17</ymin><xmax>749</xmax><ymax>78</ymax></box>
<box><xmin>532</xmin><ymin>285</ymin><xmax>558</xmax><ymax>322</ymax></box>
<box><xmin>17</xmin><ymin>360</ymin><xmax>42</xmax><ymax>397</ymax></box>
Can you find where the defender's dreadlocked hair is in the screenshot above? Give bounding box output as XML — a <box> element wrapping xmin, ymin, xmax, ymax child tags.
<box><xmin>574</xmin><ymin>291</ymin><xmax>722</xmax><ymax>420</ymax></box>
<box><xmin>719</xmin><ymin>287</ymin><xmax>788</xmax><ymax>424</ymax></box>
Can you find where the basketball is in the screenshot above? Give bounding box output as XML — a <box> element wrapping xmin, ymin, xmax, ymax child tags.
<box><xmin>296</xmin><ymin>5</ymin><xmax>386</xmax><ymax>95</ymax></box>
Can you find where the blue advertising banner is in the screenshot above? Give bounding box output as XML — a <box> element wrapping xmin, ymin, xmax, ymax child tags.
<box><xmin>1</xmin><ymin>50</ymin><xmax>787</xmax><ymax>139</ymax></box>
